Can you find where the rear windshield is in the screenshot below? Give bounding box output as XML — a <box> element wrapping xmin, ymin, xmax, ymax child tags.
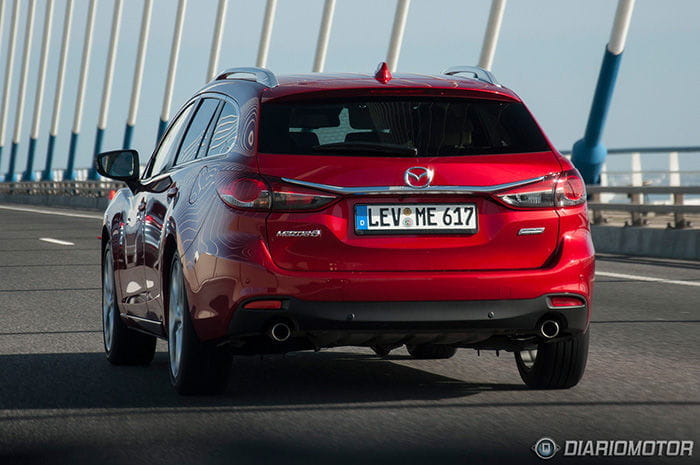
<box><xmin>259</xmin><ymin>97</ymin><xmax>549</xmax><ymax>156</ymax></box>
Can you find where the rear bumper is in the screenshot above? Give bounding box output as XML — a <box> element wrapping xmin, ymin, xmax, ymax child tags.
<box><xmin>185</xmin><ymin>227</ymin><xmax>594</xmax><ymax>342</ymax></box>
<box><xmin>225</xmin><ymin>295</ymin><xmax>588</xmax><ymax>350</ymax></box>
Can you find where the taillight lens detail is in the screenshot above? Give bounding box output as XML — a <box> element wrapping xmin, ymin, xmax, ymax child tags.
<box><xmin>217</xmin><ymin>177</ymin><xmax>271</xmax><ymax>209</ymax></box>
<box><xmin>267</xmin><ymin>180</ymin><xmax>338</xmax><ymax>211</ymax></box>
<box><xmin>496</xmin><ymin>170</ymin><xmax>586</xmax><ymax>209</ymax></box>
<box><xmin>497</xmin><ymin>177</ymin><xmax>557</xmax><ymax>208</ymax></box>
<box><xmin>555</xmin><ymin>170</ymin><xmax>586</xmax><ymax>207</ymax></box>
<box><xmin>217</xmin><ymin>176</ymin><xmax>338</xmax><ymax>211</ymax></box>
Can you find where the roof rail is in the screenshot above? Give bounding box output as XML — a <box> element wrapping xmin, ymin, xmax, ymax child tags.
<box><xmin>215</xmin><ymin>67</ymin><xmax>279</xmax><ymax>88</ymax></box>
<box><xmin>443</xmin><ymin>66</ymin><xmax>499</xmax><ymax>86</ymax></box>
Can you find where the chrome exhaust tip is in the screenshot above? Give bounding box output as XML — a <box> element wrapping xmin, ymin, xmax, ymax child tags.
<box><xmin>268</xmin><ymin>322</ymin><xmax>292</xmax><ymax>342</ymax></box>
<box><xmin>539</xmin><ymin>320</ymin><xmax>560</xmax><ymax>339</ymax></box>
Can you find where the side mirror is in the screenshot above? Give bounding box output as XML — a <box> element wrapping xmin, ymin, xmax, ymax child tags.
<box><xmin>95</xmin><ymin>149</ymin><xmax>140</xmax><ymax>182</ymax></box>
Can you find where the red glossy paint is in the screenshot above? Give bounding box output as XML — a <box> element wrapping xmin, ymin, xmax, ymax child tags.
<box><xmin>101</xmin><ymin>69</ymin><xmax>594</xmax><ymax>350</ymax></box>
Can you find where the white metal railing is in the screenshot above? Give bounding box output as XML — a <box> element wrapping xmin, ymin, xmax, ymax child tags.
<box><xmin>587</xmin><ymin>185</ymin><xmax>700</xmax><ymax>229</ymax></box>
<box><xmin>561</xmin><ymin>146</ymin><xmax>700</xmax><ymax>205</ymax></box>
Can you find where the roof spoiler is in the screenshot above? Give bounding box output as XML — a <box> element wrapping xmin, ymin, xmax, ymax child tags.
<box><xmin>215</xmin><ymin>67</ymin><xmax>279</xmax><ymax>88</ymax></box>
<box><xmin>443</xmin><ymin>66</ymin><xmax>499</xmax><ymax>86</ymax></box>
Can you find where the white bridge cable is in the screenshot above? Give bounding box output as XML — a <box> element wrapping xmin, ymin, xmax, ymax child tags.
<box><xmin>97</xmin><ymin>0</ymin><xmax>123</xmax><ymax>131</ymax></box>
<box><xmin>50</xmin><ymin>0</ymin><xmax>74</xmax><ymax>137</ymax></box>
<box><xmin>11</xmin><ymin>0</ymin><xmax>36</xmax><ymax>145</ymax></box>
<box><xmin>313</xmin><ymin>0</ymin><xmax>336</xmax><ymax>72</ymax></box>
<box><xmin>207</xmin><ymin>0</ymin><xmax>228</xmax><ymax>82</ymax></box>
<box><xmin>386</xmin><ymin>0</ymin><xmax>411</xmax><ymax>72</ymax></box>
<box><xmin>256</xmin><ymin>0</ymin><xmax>277</xmax><ymax>68</ymax></box>
<box><xmin>30</xmin><ymin>0</ymin><xmax>54</xmax><ymax>139</ymax></box>
<box><xmin>478</xmin><ymin>0</ymin><xmax>507</xmax><ymax>71</ymax></box>
<box><xmin>161</xmin><ymin>0</ymin><xmax>188</xmax><ymax>123</ymax></box>
<box><xmin>72</xmin><ymin>0</ymin><xmax>97</xmax><ymax>133</ymax></box>
<box><xmin>127</xmin><ymin>0</ymin><xmax>153</xmax><ymax>127</ymax></box>
<box><xmin>0</xmin><ymin>0</ymin><xmax>20</xmax><ymax>146</ymax></box>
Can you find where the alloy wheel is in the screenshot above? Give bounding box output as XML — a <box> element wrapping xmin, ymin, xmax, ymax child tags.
<box><xmin>102</xmin><ymin>250</ymin><xmax>116</xmax><ymax>353</ymax></box>
<box><xmin>168</xmin><ymin>262</ymin><xmax>185</xmax><ymax>379</ymax></box>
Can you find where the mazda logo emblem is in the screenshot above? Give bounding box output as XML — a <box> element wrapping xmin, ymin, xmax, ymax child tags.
<box><xmin>404</xmin><ymin>167</ymin><xmax>433</xmax><ymax>189</ymax></box>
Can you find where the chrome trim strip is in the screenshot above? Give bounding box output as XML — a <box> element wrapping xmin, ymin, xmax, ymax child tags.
<box><xmin>281</xmin><ymin>176</ymin><xmax>545</xmax><ymax>196</ymax></box>
<box><xmin>518</xmin><ymin>227</ymin><xmax>546</xmax><ymax>236</ymax></box>
<box><xmin>122</xmin><ymin>314</ymin><xmax>162</xmax><ymax>326</ymax></box>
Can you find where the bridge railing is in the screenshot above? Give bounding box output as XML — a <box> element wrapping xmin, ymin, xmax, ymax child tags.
<box><xmin>587</xmin><ymin>186</ymin><xmax>700</xmax><ymax>229</ymax></box>
<box><xmin>560</xmin><ymin>146</ymin><xmax>700</xmax><ymax>189</ymax></box>
<box><xmin>0</xmin><ymin>179</ymin><xmax>124</xmax><ymax>198</ymax></box>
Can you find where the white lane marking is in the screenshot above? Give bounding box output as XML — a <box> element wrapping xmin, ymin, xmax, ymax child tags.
<box><xmin>39</xmin><ymin>237</ymin><xmax>75</xmax><ymax>246</ymax></box>
<box><xmin>596</xmin><ymin>271</ymin><xmax>700</xmax><ymax>288</ymax></box>
<box><xmin>0</xmin><ymin>204</ymin><xmax>102</xmax><ymax>219</ymax></box>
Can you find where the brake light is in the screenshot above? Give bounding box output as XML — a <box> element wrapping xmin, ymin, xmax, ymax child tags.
<box><xmin>217</xmin><ymin>177</ymin><xmax>271</xmax><ymax>209</ymax></box>
<box><xmin>267</xmin><ymin>179</ymin><xmax>338</xmax><ymax>210</ymax></box>
<box><xmin>496</xmin><ymin>170</ymin><xmax>586</xmax><ymax>209</ymax></box>
<box><xmin>217</xmin><ymin>176</ymin><xmax>338</xmax><ymax>211</ymax></box>
<box><xmin>555</xmin><ymin>170</ymin><xmax>586</xmax><ymax>207</ymax></box>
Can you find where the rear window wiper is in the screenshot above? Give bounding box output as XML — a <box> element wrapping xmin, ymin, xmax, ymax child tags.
<box><xmin>312</xmin><ymin>142</ymin><xmax>418</xmax><ymax>156</ymax></box>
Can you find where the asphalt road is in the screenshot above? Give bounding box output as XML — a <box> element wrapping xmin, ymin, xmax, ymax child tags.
<box><xmin>0</xmin><ymin>204</ymin><xmax>698</xmax><ymax>465</ymax></box>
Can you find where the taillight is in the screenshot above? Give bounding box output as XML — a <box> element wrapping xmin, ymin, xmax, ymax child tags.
<box><xmin>217</xmin><ymin>177</ymin><xmax>271</xmax><ymax>210</ymax></box>
<box><xmin>217</xmin><ymin>176</ymin><xmax>338</xmax><ymax>211</ymax></box>
<box><xmin>496</xmin><ymin>170</ymin><xmax>586</xmax><ymax>209</ymax></box>
<box><xmin>266</xmin><ymin>179</ymin><xmax>338</xmax><ymax>211</ymax></box>
<box><xmin>555</xmin><ymin>170</ymin><xmax>586</xmax><ymax>207</ymax></box>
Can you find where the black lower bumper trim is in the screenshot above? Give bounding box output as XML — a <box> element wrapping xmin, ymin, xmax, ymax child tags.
<box><xmin>226</xmin><ymin>297</ymin><xmax>588</xmax><ymax>349</ymax></box>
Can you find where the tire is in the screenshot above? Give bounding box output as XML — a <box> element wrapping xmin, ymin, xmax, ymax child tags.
<box><xmin>102</xmin><ymin>243</ymin><xmax>156</xmax><ymax>365</ymax></box>
<box><xmin>515</xmin><ymin>330</ymin><xmax>590</xmax><ymax>389</ymax></box>
<box><xmin>167</xmin><ymin>252</ymin><xmax>232</xmax><ymax>395</ymax></box>
<box><xmin>406</xmin><ymin>344</ymin><xmax>457</xmax><ymax>359</ymax></box>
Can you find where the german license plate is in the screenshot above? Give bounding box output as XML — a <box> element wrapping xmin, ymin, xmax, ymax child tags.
<box><xmin>354</xmin><ymin>204</ymin><xmax>477</xmax><ymax>234</ymax></box>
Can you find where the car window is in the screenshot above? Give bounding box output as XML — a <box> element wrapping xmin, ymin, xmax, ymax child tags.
<box><xmin>259</xmin><ymin>98</ymin><xmax>550</xmax><ymax>156</ymax></box>
<box><xmin>145</xmin><ymin>103</ymin><xmax>194</xmax><ymax>178</ymax></box>
<box><xmin>206</xmin><ymin>101</ymin><xmax>240</xmax><ymax>157</ymax></box>
<box><xmin>176</xmin><ymin>98</ymin><xmax>221</xmax><ymax>165</ymax></box>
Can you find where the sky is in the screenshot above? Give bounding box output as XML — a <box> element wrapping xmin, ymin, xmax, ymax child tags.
<box><xmin>0</xmin><ymin>0</ymin><xmax>698</xmax><ymax>177</ymax></box>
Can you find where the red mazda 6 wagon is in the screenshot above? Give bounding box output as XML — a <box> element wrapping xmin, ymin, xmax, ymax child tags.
<box><xmin>97</xmin><ymin>64</ymin><xmax>594</xmax><ymax>394</ymax></box>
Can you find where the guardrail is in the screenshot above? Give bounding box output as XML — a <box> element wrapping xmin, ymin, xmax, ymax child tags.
<box><xmin>587</xmin><ymin>185</ymin><xmax>700</xmax><ymax>229</ymax></box>
<box><xmin>0</xmin><ymin>180</ymin><xmax>125</xmax><ymax>197</ymax></box>
<box><xmin>560</xmin><ymin>146</ymin><xmax>700</xmax><ymax>188</ymax></box>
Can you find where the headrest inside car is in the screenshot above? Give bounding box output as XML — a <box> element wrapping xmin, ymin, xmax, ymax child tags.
<box><xmin>348</xmin><ymin>104</ymin><xmax>389</xmax><ymax>130</ymax></box>
<box><xmin>289</xmin><ymin>106</ymin><xmax>340</xmax><ymax>128</ymax></box>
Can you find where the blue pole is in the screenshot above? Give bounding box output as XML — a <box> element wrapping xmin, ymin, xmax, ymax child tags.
<box><xmin>571</xmin><ymin>0</ymin><xmax>635</xmax><ymax>185</ymax></box>
<box><xmin>571</xmin><ymin>50</ymin><xmax>622</xmax><ymax>184</ymax></box>
<box><xmin>6</xmin><ymin>0</ymin><xmax>37</xmax><ymax>183</ymax></box>
<box><xmin>65</xmin><ymin>132</ymin><xmax>79</xmax><ymax>180</ymax></box>
<box><xmin>89</xmin><ymin>127</ymin><xmax>105</xmax><ymax>179</ymax></box>
<box><xmin>22</xmin><ymin>138</ymin><xmax>39</xmax><ymax>181</ymax></box>
<box><xmin>42</xmin><ymin>134</ymin><xmax>56</xmax><ymax>181</ymax></box>
<box><xmin>157</xmin><ymin>119</ymin><xmax>168</xmax><ymax>143</ymax></box>
<box><xmin>5</xmin><ymin>142</ymin><xmax>19</xmax><ymax>181</ymax></box>
<box><xmin>65</xmin><ymin>0</ymin><xmax>97</xmax><ymax>182</ymax></box>
<box><xmin>123</xmin><ymin>123</ymin><xmax>135</xmax><ymax>149</ymax></box>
